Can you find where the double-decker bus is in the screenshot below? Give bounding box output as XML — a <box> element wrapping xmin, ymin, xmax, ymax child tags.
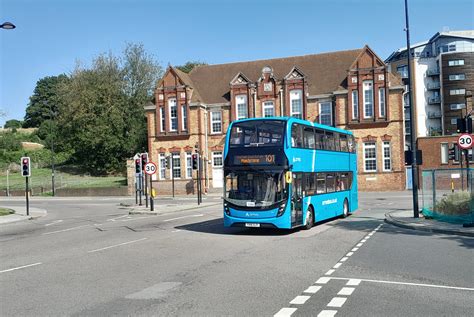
<box><xmin>223</xmin><ymin>117</ymin><xmax>358</xmax><ymax>230</ymax></box>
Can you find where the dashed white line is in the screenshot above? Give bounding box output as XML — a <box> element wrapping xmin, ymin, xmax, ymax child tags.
<box><xmin>107</xmin><ymin>215</ymin><xmax>129</xmax><ymax>222</ymax></box>
<box><xmin>325</xmin><ymin>269</ymin><xmax>335</xmax><ymax>275</ymax></box>
<box><xmin>351</xmin><ymin>247</ymin><xmax>359</xmax><ymax>252</ymax></box>
<box><xmin>44</xmin><ymin>220</ymin><xmax>63</xmax><ymax>226</ymax></box>
<box><xmin>304</xmin><ymin>286</ymin><xmax>322</xmax><ymax>294</ymax></box>
<box><xmin>327</xmin><ymin>297</ymin><xmax>347</xmax><ymax>307</ymax></box>
<box><xmin>331</xmin><ymin>277</ymin><xmax>474</xmax><ymax>291</ymax></box>
<box><xmin>316</xmin><ymin>277</ymin><xmax>331</xmax><ymax>284</ymax></box>
<box><xmin>338</xmin><ymin>287</ymin><xmax>355</xmax><ymax>296</ymax></box>
<box><xmin>346</xmin><ymin>252</ymin><xmax>354</xmax><ymax>257</ymax></box>
<box><xmin>87</xmin><ymin>238</ymin><xmax>147</xmax><ymax>253</ymax></box>
<box><xmin>0</xmin><ymin>262</ymin><xmax>42</xmax><ymax>274</ymax></box>
<box><xmin>274</xmin><ymin>307</ymin><xmax>297</xmax><ymax>317</ymax></box>
<box><xmin>333</xmin><ymin>263</ymin><xmax>342</xmax><ymax>269</ymax></box>
<box><xmin>42</xmin><ymin>224</ymin><xmax>90</xmax><ymax>235</ymax></box>
<box><xmin>290</xmin><ymin>295</ymin><xmax>311</xmax><ymax>304</ymax></box>
<box><xmin>346</xmin><ymin>279</ymin><xmax>361</xmax><ymax>286</ymax></box>
<box><xmin>163</xmin><ymin>214</ymin><xmax>204</xmax><ymax>222</ymax></box>
<box><xmin>340</xmin><ymin>257</ymin><xmax>348</xmax><ymax>262</ymax></box>
<box><xmin>317</xmin><ymin>310</ymin><xmax>338</xmax><ymax>317</ymax></box>
<box><xmin>356</xmin><ymin>243</ymin><xmax>363</xmax><ymax>247</ymax></box>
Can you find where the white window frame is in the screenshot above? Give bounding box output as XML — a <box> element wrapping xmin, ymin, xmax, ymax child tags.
<box><xmin>382</xmin><ymin>141</ymin><xmax>391</xmax><ymax>172</ymax></box>
<box><xmin>235</xmin><ymin>95</ymin><xmax>248</xmax><ymax>120</ymax></box>
<box><xmin>450</xmin><ymin>103</ymin><xmax>466</xmax><ymax>110</ymax></box>
<box><xmin>319</xmin><ymin>102</ymin><xmax>332</xmax><ymax>126</ymax></box>
<box><xmin>210</xmin><ymin>111</ymin><xmax>222</xmax><ymax>134</ymax></box>
<box><xmin>363</xmin><ymin>81</ymin><xmax>374</xmax><ymax>118</ymax></box>
<box><xmin>290</xmin><ymin>90</ymin><xmax>303</xmax><ymax>119</ymax></box>
<box><xmin>185</xmin><ymin>152</ymin><xmax>192</xmax><ymax>179</ymax></box>
<box><xmin>263</xmin><ymin>101</ymin><xmax>275</xmax><ymax>117</ymax></box>
<box><xmin>378</xmin><ymin>88</ymin><xmax>386</xmax><ymax>118</ymax></box>
<box><xmin>168</xmin><ymin>98</ymin><xmax>178</xmax><ymax>131</ymax></box>
<box><xmin>160</xmin><ymin>107</ymin><xmax>165</xmax><ymax>132</ymax></box>
<box><xmin>450</xmin><ymin>89</ymin><xmax>466</xmax><ymax>95</ymax></box>
<box><xmin>159</xmin><ymin>153</ymin><xmax>166</xmax><ymax>180</ymax></box>
<box><xmin>440</xmin><ymin>143</ymin><xmax>448</xmax><ymax>164</ymax></box>
<box><xmin>171</xmin><ymin>152</ymin><xmax>181</xmax><ymax>179</ymax></box>
<box><xmin>448</xmin><ymin>59</ymin><xmax>464</xmax><ymax>66</ymax></box>
<box><xmin>181</xmin><ymin>104</ymin><xmax>187</xmax><ymax>131</ymax></box>
<box><xmin>448</xmin><ymin>74</ymin><xmax>465</xmax><ymax>81</ymax></box>
<box><xmin>352</xmin><ymin>90</ymin><xmax>359</xmax><ymax>119</ymax></box>
<box><xmin>212</xmin><ymin>151</ymin><xmax>223</xmax><ymax>167</ymax></box>
<box><xmin>363</xmin><ymin>142</ymin><xmax>377</xmax><ymax>172</ymax></box>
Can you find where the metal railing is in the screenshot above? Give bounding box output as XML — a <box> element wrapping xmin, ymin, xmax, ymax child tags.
<box><xmin>427</xmin><ymin>68</ymin><xmax>440</xmax><ymax>76</ymax></box>
<box><xmin>428</xmin><ymin>96</ymin><xmax>441</xmax><ymax>104</ymax></box>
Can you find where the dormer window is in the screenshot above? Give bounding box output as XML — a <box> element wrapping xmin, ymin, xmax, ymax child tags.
<box><xmin>169</xmin><ymin>98</ymin><xmax>178</xmax><ymax>131</ymax></box>
<box><xmin>236</xmin><ymin>95</ymin><xmax>248</xmax><ymax>120</ymax></box>
<box><xmin>290</xmin><ymin>90</ymin><xmax>303</xmax><ymax>119</ymax></box>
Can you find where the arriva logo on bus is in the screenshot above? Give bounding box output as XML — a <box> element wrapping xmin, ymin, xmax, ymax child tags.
<box><xmin>322</xmin><ymin>199</ymin><xmax>337</xmax><ymax>205</ymax></box>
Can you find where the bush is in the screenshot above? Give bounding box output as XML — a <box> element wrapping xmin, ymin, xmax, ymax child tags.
<box><xmin>0</xmin><ymin>148</ymin><xmax>73</xmax><ymax>169</ymax></box>
<box><xmin>434</xmin><ymin>192</ymin><xmax>472</xmax><ymax>216</ymax></box>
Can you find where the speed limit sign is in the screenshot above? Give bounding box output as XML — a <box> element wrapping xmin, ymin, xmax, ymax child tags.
<box><xmin>144</xmin><ymin>162</ymin><xmax>157</xmax><ymax>175</ymax></box>
<box><xmin>458</xmin><ymin>133</ymin><xmax>473</xmax><ymax>149</ymax></box>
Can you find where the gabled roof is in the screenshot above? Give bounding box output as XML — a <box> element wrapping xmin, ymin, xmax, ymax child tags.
<box><xmin>186</xmin><ymin>48</ymin><xmax>364</xmax><ymax>104</ymax></box>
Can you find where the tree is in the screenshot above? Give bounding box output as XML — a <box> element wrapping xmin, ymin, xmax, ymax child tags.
<box><xmin>176</xmin><ymin>60</ymin><xmax>207</xmax><ymax>73</ymax></box>
<box><xmin>23</xmin><ymin>75</ymin><xmax>69</xmax><ymax>128</ymax></box>
<box><xmin>4</xmin><ymin>119</ymin><xmax>23</xmax><ymax>129</ymax></box>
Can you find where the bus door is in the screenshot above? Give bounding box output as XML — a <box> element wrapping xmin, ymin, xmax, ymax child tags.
<box><xmin>291</xmin><ymin>173</ymin><xmax>303</xmax><ymax>226</ymax></box>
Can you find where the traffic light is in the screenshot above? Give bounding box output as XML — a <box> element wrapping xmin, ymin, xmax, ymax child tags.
<box><xmin>457</xmin><ymin>118</ymin><xmax>473</xmax><ymax>134</ymax></box>
<box><xmin>165</xmin><ymin>156</ymin><xmax>171</xmax><ymax>169</ymax></box>
<box><xmin>141</xmin><ymin>153</ymin><xmax>148</xmax><ymax>170</ymax></box>
<box><xmin>135</xmin><ymin>159</ymin><xmax>142</xmax><ymax>174</ymax></box>
<box><xmin>192</xmin><ymin>153</ymin><xmax>199</xmax><ymax>170</ymax></box>
<box><xmin>21</xmin><ymin>157</ymin><xmax>31</xmax><ymax>177</ymax></box>
<box><xmin>448</xmin><ymin>145</ymin><xmax>456</xmax><ymax>160</ymax></box>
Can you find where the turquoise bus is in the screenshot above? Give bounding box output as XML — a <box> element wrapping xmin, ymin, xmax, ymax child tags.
<box><xmin>223</xmin><ymin>117</ymin><xmax>358</xmax><ymax>230</ymax></box>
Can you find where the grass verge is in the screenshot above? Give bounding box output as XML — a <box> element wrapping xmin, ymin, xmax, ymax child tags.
<box><xmin>0</xmin><ymin>208</ymin><xmax>15</xmax><ymax>216</ymax></box>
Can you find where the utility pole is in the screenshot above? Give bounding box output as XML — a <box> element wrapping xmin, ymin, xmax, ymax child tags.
<box><xmin>405</xmin><ymin>0</ymin><xmax>419</xmax><ymax>218</ymax></box>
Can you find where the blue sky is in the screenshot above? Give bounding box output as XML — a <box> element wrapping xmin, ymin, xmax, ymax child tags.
<box><xmin>1</xmin><ymin>0</ymin><xmax>473</xmax><ymax>126</ymax></box>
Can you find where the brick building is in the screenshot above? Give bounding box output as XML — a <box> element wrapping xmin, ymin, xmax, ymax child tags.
<box><xmin>144</xmin><ymin>46</ymin><xmax>406</xmax><ymax>194</ymax></box>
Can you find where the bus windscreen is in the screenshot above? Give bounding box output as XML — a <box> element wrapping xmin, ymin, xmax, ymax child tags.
<box><xmin>229</xmin><ymin>120</ymin><xmax>285</xmax><ymax>147</ymax></box>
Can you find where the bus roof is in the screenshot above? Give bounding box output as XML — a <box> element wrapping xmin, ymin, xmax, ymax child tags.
<box><xmin>229</xmin><ymin>117</ymin><xmax>353</xmax><ymax>135</ymax></box>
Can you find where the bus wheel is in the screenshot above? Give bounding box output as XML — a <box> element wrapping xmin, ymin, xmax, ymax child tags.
<box><xmin>303</xmin><ymin>206</ymin><xmax>314</xmax><ymax>230</ymax></box>
<box><xmin>342</xmin><ymin>199</ymin><xmax>349</xmax><ymax>218</ymax></box>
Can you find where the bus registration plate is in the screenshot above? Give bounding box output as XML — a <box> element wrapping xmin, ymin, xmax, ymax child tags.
<box><xmin>245</xmin><ymin>223</ymin><xmax>260</xmax><ymax>228</ymax></box>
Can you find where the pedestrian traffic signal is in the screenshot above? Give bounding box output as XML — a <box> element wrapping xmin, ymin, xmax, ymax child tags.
<box><xmin>448</xmin><ymin>145</ymin><xmax>456</xmax><ymax>160</ymax></box>
<box><xmin>165</xmin><ymin>156</ymin><xmax>171</xmax><ymax>169</ymax></box>
<box><xmin>192</xmin><ymin>153</ymin><xmax>199</xmax><ymax>170</ymax></box>
<box><xmin>21</xmin><ymin>157</ymin><xmax>31</xmax><ymax>177</ymax></box>
<box><xmin>135</xmin><ymin>159</ymin><xmax>142</xmax><ymax>174</ymax></box>
<box><xmin>141</xmin><ymin>153</ymin><xmax>148</xmax><ymax>170</ymax></box>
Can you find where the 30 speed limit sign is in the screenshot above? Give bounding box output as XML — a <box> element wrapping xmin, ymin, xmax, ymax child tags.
<box><xmin>144</xmin><ymin>162</ymin><xmax>157</xmax><ymax>175</ymax></box>
<box><xmin>458</xmin><ymin>133</ymin><xmax>473</xmax><ymax>149</ymax></box>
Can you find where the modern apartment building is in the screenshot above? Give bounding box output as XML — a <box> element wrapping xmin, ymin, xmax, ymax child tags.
<box><xmin>144</xmin><ymin>46</ymin><xmax>406</xmax><ymax>194</ymax></box>
<box><xmin>386</xmin><ymin>30</ymin><xmax>474</xmax><ymax>148</ymax></box>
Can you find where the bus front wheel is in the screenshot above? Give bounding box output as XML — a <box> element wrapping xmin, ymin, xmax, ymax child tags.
<box><xmin>303</xmin><ymin>206</ymin><xmax>314</xmax><ymax>230</ymax></box>
<box><xmin>342</xmin><ymin>199</ymin><xmax>349</xmax><ymax>218</ymax></box>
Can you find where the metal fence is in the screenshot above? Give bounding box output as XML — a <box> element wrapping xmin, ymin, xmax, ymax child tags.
<box><xmin>421</xmin><ymin>168</ymin><xmax>474</xmax><ymax>224</ymax></box>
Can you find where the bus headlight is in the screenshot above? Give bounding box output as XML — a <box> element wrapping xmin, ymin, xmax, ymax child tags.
<box><xmin>277</xmin><ymin>203</ymin><xmax>286</xmax><ymax>217</ymax></box>
<box><xmin>224</xmin><ymin>203</ymin><xmax>230</xmax><ymax>215</ymax></box>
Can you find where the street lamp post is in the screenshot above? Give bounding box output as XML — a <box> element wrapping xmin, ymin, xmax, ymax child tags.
<box><xmin>404</xmin><ymin>0</ymin><xmax>419</xmax><ymax>218</ymax></box>
<box><xmin>50</xmin><ymin>108</ymin><xmax>56</xmax><ymax>196</ymax></box>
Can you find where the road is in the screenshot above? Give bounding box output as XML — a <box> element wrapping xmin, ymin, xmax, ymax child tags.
<box><xmin>0</xmin><ymin>193</ymin><xmax>473</xmax><ymax>316</ymax></box>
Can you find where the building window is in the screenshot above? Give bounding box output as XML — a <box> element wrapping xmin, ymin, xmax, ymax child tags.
<box><xmin>397</xmin><ymin>65</ymin><xmax>408</xmax><ymax>78</ymax></box>
<box><xmin>363</xmin><ymin>81</ymin><xmax>374</xmax><ymax>118</ymax></box>
<box><xmin>263</xmin><ymin>101</ymin><xmax>275</xmax><ymax>117</ymax></box>
<box><xmin>171</xmin><ymin>153</ymin><xmax>181</xmax><ymax>179</ymax></box>
<box><xmin>169</xmin><ymin>98</ymin><xmax>178</xmax><ymax>131</ymax></box>
<box><xmin>211</xmin><ymin>111</ymin><xmax>222</xmax><ymax>134</ymax></box>
<box><xmin>449</xmin><ymin>74</ymin><xmax>465</xmax><ymax>81</ymax></box>
<box><xmin>185</xmin><ymin>152</ymin><xmax>192</xmax><ymax>179</ymax></box>
<box><xmin>182</xmin><ymin>105</ymin><xmax>187</xmax><ymax>131</ymax></box>
<box><xmin>160</xmin><ymin>107</ymin><xmax>165</xmax><ymax>132</ymax></box>
<box><xmin>382</xmin><ymin>141</ymin><xmax>391</xmax><ymax>171</ymax></box>
<box><xmin>290</xmin><ymin>90</ymin><xmax>303</xmax><ymax>119</ymax></box>
<box><xmin>352</xmin><ymin>90</ymin><xmax>359</xmax><ymax>119</ymax></box>
<box><xmin>351</xmin><ymin>77</ymin><xmax>358</xmax><ymax>83</ymax></box>
<box><xmin>450</xmin><ymin>103</ymin><xmax>466</xmax><ymax>110</ymax></box>
<box><xmin>212</xmin><ymin>151</ymin><xmax>223</xmax><ymax>167</ymax></box>
<box><xmin>263</xmin><ymin>83</ymin><xmax>272</xmax><ymax>92</ymax></box>
<box><xmin>236</xmin><ymin>95</ymin><xmax>248</xmax><ymax>120</ymax></box>
<box><xmin>159</xmin><ymin>153</ymin><xmax>166</xmax><ymax>180</ymax></box>
<box><xmin>448</xmin><ymin>59</ymin><xmax>464</xmax><ymax>66</ymax></box>
<box><xmin>450</xmin><ymin>89</ymin><xmax>466</xmax><ymax>95</ymax></box>
<box><xmin>440</xmin><ymin>143</ymin><xmax>448</xmax><ymax>164</ymax></box>
<box><xmin>450</xmin><ymin>118</ymin><xmax>458</xmax><ymax>125</ymax></box>
<box><xmin>379</xmin><ymin>88</ymin><xmax>386</xmax><ymax>117</ymax></box>
<box><xmin>319</xmin><ymin>102</ymin><xmax>332</xmax><ymax>126</ymax></box>
<box><xmin>363</xmin><ymin>142</ymin><xmax>377</xmax><ymax>172</ymax></box>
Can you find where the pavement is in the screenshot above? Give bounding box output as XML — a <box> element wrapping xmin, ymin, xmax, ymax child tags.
<box><xmin>0</xmin><ymin>205</ymin><xmax>47</xmax><ymax>224</ymax></box>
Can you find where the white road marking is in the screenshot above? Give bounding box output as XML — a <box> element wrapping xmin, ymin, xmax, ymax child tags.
<box><xmin>325</xmin><ymin>269</ymin><xmax>335</xmax><ymax>275</ymax></box>
<box><xmin>171</xmin><ymin>229</ymin><xmax>182</xmax><ymax>233</ymax></box>
<box><xmin>333</xmin><ymin>263</ymin><xmax>342</xmax><ymax>269</ymax></box>
<box><xmin>316</xmin><ymin>277</ymin><xmax>331</xmax><ymax>284</ymax></box>
<box><xmin>290</xmin><ymin>295</ymin><xmax>311</xmax><ymax>304</ymax></box>
<box><xmin>327</xmin><ymin>297</ymin><xmax>347</xmax><ymax>307</ymax></box>
<box><xmin>0</xmin><ymin>262</ymin><xmax>42</xmax><ymax>274</ymax></box>
<box><xmin>304</xmin><ymin>286</ymin><xmax>322</xmax><ymax>294</ymax></box>
<box><xmin>351</xmin><ymin>247</ymin><xmax>358</xmax><ymax>252</ymax></box>
<box><xmin>346</xmin><ymin>279</ymin><xmax>361</xmax><ymax>286</ymax></box>
<box><xmin>87</xmin><ymin>238</ymin><xmax>147</xmax><ymax>253</ymax></box>
<box><xmin>42</xmin><ymin>224</ymin><xmax>90</xmax><ymax>235</ymax></box>
<box><xmin>107</xmin><ymin>215</ymin><xmax>129</xmax><ymax>221</ymax></box>
<box><xmin>44</xmin><ymin>220</ymin><xmax>63</xmax><ymax>226</ymax></box>
<box><xmin>360</xmin><ymin>239</ymin><xmax>367</xmax><ymax>243</ymax></box>
<box><xmin>338</xmin><ymin>287</ymin><xmax>355</xmax><ymax>296</ymax></box>
<box><xmin>356</xmin><ymin>243</ymin><xmax>363</xmax><ymax>247</ymax></box>
<box><xmin>317</xmin><ymin>310</ymin><xmax>338</xmax><ymax>317</ymax></box>
<box><xmin>274</xmin><ymin>307</ymin><xmax>297</xmax><ymax>317</ymax></box>
<box><xmin>331</xmin><ymin>277</ymin><xmax>474</xmax><ymax>291</ymax></box>
<box><xmin>163</xmin><ymin>214</ymin><xmax>204</xmax><ymax>222</ymax></box>
<box><xmin>346</xmin><ymin>252</ymin><xmax>354</xmax><ymax>257</ymax></box>
<box><xmin>340</xmin><ymin>257</ymin><xmax>348</xmax><ymax>262</ymax></box>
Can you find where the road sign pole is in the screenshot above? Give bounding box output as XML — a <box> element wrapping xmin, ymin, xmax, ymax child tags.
<box><xmin>145</xmin><ymin>171</ymin><xmax>148</xmax><ymax>208</ymax></box>
<box><xmin>25</xmin><ymin>176</ymin><xmax>29</xmax><ymax>216</ymax></box>
<box><xmin>139</xmin><ymin>174</ymin><xmax>142</xmax><ymax>206</ymax></box>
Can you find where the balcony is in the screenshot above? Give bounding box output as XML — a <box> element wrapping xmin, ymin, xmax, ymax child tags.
<box><xmin>428</xmin><ymin>96</ymin><xmax>441</xmax><ymax>104</ymax></box>
<box><xmin>429</xmin><ymin>127</ymin><xmax>442</xmax><ymax>136</ymax></box>
<box><xmin>427</xmin><ymin>82</ymin><xmax>441</xmax><ymax>90</ymax></box>
<box><xmin>427</xmin><ymin>68</ymin><xmax>440</xmax><ymax>76</ymax></box>
<box><xmin>427</xmin><ymin>112</ymin><xmax>442</xmax><ymax>119</ymax></box>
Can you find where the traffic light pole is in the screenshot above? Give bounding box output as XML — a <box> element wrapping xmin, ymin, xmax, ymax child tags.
<box><xmin>144</xmin><ymin>172</ymin><xmax>148</xmax><ymax>208</ymax></box>
<box><xmin>139</xmin><ymin>174</ymin><xmax>142</xmax><ymax>206</ymax></box>
<box><xmin>25</xmin><ymin>176</ymin><xmax>29</xmax><ymax>216</ymax></box>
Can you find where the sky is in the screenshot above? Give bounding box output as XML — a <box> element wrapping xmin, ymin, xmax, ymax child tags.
<box><xmin>1</xmin><ymin>0</ymin><xmax>473</xmax><ymax>126</ymax></box>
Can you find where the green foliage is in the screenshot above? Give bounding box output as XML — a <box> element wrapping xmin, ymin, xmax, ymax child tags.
<box><xmin>176</xmin><ymin>60</ymin><xmax>207</xmax><ymax>73</ymax></box>
<box><xmin>434</xmin><ymin>192</ymin><xmax>472</xmax><ymax>215</ymax></box>
<box><xmin>0</xmin><ymin>147</ymin><xmax>72</xmax><ymax>169</ymax></box>
<box><xmin>23</xmin><ymin>74</ymin><xmax>69</xmax><ymax>128</ymax></box>
<box><xmin>0</xmin><ymin>130</ymin><xmax>42</xmax><ymax>152</ymax></box>
<box><xmin>4</xmin><ymin>119</ymin><xmax>23</xmax><ymax>128</ymax></box>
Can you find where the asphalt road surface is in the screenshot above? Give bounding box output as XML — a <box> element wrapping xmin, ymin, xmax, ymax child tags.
<box><xmin>1</xmin><ymin>193</ymin><xmax>472</xmax><ymax>316</ymax></box>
